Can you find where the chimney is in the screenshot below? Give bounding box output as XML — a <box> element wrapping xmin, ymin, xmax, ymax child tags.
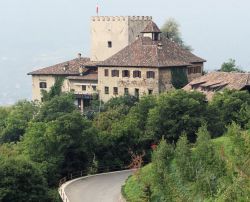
<box><xmin>78</xmin><ymin>53</ymin><xmax>82</xmax><ymax>59</ymax></box>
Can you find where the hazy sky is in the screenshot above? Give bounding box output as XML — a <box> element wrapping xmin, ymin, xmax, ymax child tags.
<box><xmin>0</xmin><ymin>0</ymin><xmax>250</xmax><ymax>105</ymax></box>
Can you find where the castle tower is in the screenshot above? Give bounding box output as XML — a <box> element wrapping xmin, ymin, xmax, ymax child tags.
<box><xmin>90</xmin><ymin>16</ymin><xmax>152</xmax><ymax>61</ymax></box>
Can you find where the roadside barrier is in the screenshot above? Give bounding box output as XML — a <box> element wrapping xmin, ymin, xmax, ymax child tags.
<box><xmin>58</xmin><ymin>164</ymin><xmax>133</xmax><ymax>202</ymax></box>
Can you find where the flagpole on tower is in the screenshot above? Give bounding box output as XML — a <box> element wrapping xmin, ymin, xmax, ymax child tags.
<box><xmin>96</xmin><ymin>3</ymin><xmax>99</xmax><ymax>16</ymax></box>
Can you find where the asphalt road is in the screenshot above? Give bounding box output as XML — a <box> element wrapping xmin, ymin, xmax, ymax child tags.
<box><xmin>64</xmin><ymin>170</ymin><xmax>133</xmax><ymax>202</ymax></box>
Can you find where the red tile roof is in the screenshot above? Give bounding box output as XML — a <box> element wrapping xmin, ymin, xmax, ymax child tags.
<box><xmin>99</xmin><ymin>36</ymin><xmax>205</xmax><ymax>68</ymax></box>
<box><xmin>28</xmin><ymin>57</ymin><xmax>91</xmax><ymax>75</ymax></box>
<box><xmin>141</xmin><ymin>21</ymin><xmax>161</xmax><ymax>33</ymax></box>
<box><xmin>183</xmin><ymin>72</ymin><xmax>250</xmax><ymax>100</ymax></box>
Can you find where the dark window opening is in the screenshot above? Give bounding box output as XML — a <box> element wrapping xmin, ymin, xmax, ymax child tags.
<box><xmin>135</xmin><ymin>88</ymin><xmax>139</xmax><ymax>97</ymax></box>
<box><xmin>113</xmin><ymin>87</ymin><xmax>118</xmax><ymax>95</ymax></box>
<box><xmin>188</xmin><ymin>66</ymin><xmax>202</xmax><ymax>74</ymax></box>
<box><xmin>82</xmin><ymin>85</ymin><xmax>86</xmax><ymax>91</ymax></box>
<box><xmin>105</xmin><ymin>87</ymin><xmax>109</xmax><ymax>94</ymax></box>
<box><xmin>39</xmin><ymin>82</ymin><xmax>47</xmax><ymax>89</ymax></box>
<box><xmin>133</xmin><ymin>71</ymin><xmax>141</xmax><ymax>78</ymax></box>
<box><xmin>147</xmin><ymin>71</ymin><xmax>155</xmax><ymax>78</ymax></box>
<box><xmin>148</xmin><ymin>89</ymin><xmax>153</xmax><ymax>95</ymax></box>
<box><xmin>92</xmin><ymin>86</ymin><xmax>97</xmax><ymax>91</ymax></box>
<box><xmin>108</xmin><ymin>41</ymin><xmax>112</xmax><ymax>48</ymax></box>
<box><xmin>124</xmin><ymin>88</ymin><xmax>129</xmax><ymax>95</ymax></box>
<box><xmin>152</xmin><ymin>33</ymin><xmax>160</xmax><ymax>41</ymax></box>
<box><xmin>112</xmin><ymin>70</ymin><xmax>119</xmax><ymax>77</ymax></box>
<box><xmin>104</xmin><ymin>69</ymin><xmax>109</xmax><ymax>76</ymax></box>
<box><xmin>122</xmin><ymin>70</ymin><xmax>130</xmax><ymax>77</ymax></box>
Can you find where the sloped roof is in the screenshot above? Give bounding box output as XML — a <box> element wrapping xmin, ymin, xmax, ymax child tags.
<box><xmin>141</xmin><ymin>21</ymin><xmax>161</xmax><ymax>33</ymax></box>
<box><xmin>99</xmin><ymin>36</ymin><xmax>205</xmax><ymax>67</ymax></box>
<box><xmin>183</xmin><ymin>72</ymin><xmax>250</xmax><ymax>100</ymax></box>
<box><xmin>28</xmin><ymin>57</ymin><xmax>91</xmax><ymax>75</ymax></box>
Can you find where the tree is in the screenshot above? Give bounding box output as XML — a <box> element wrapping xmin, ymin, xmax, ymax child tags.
<box><xmin>21</xmin><ymin>111</ymin><xmax>96</xmax><ymax>186</ymax></box>
<box><xmin>35</xmin><ymin>93</ymin><xmax>76</xmax><ymax>122</ymax></box>
<box><xmin>0</xmin><ymin>101</ymin><xmax>38</xmax><ymax>143</ymax></box>
<box><xmin>151</xmin><ymin>139</ymin><xmax>175</xmax><ymax>201</ymax></box>
<box><xmin>220</xmin><ymin>58</ymin><xmax>243</xmax><ymax>72</ymax></box>
<box><xmin>161</xmin><ymin>18</ymin><xmax>192</xmax><ymax>51</ymax></box>
<box><xmin>192</xmin><ymin>125</ymin><xmax>226</xmax><ymax>198</ymax></box>
<box><xmin>210</xmin><ymin>90</ymin><xmax>250</xmax><ymax>129</ymax></box>
<box><xmin>146</xmin><ymin>90</ymin><xmax>207</xmax><ymax>142</ymax></box>
<box><xmin>175</xmin><ymin>134</ymin><xmax>193</xmax><ymax>181</ymax></box>
<box><xmin>0</xmin><ymin>157</ymin><xmax>49</xmax><ymax>202</ymax></box>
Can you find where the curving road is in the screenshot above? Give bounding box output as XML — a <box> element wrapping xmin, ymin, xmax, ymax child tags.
<box><xmin>64</xmin><ymin>170</ymin><xmax>133</xmax><ymax>202</ymax></box>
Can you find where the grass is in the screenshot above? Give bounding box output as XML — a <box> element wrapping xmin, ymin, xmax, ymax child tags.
<box><xmin>122</xmin><ymin>164</ymin><xmax>153</xmax><ymax>202</ymax></box>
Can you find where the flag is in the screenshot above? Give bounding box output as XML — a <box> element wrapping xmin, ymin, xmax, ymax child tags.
<box><xmin>96</xmin><ymin>3</ymin><xmax>99</xmax><ymax>16</ymax></box>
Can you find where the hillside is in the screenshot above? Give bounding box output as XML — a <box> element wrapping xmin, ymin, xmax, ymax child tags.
<box><xmin>123</xmin><ymin>127</ymin><xmax>250</xmax><ymax>202</ymax></box>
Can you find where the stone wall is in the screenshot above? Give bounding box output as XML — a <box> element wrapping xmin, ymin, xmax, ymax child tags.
<box><xmin>158</xmin><ymin>68</ymin><xmax>174</xmax><ymax>93</ymax></box>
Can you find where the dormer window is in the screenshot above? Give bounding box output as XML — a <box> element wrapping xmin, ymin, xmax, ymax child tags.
<box><xmin>152</xmin><ymin>33</ymin><xmax>160</xmax><ymax>41</ymax></box>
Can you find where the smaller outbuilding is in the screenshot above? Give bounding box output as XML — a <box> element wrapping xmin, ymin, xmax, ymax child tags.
<box><xmin>183</xmin><ymin>71</ymin><xmax>250</xmax><ymax>100</ymax></box>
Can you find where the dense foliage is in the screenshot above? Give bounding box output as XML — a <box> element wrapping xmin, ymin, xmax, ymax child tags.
<box><xmin>123</xmin><ymin>124</ymin><xmax>250</xmax><ymax>201</ymax></box>
<box><xmin>220</xmin><ymin>58</ymin><xmax>243</xmax><ymax>72</ymax></box>
<box><xmin>0</xmin><ymin>83</ymin><xmax>249</xmax><ymax>201</ymax></box>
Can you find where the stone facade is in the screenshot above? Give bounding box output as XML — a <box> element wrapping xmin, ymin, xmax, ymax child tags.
<box><xmin>98</xmin><ymin>67</ymin><xmax>159</xmax><ymax>102</ymax></box>
<box><xmin>91</xmin><ymin>16</ymin><xmax>152</xmax><ymax>61</ymax></box>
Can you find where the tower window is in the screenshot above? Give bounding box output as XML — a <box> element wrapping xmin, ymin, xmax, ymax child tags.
<box><xmin>39</xmin><ymin>82</ymin><xmax>47</xmax><ymax>89</ymax></box>
<box><xmin>108</xmin><ymin>41</ymin><xmax>112</xmax><ymax>48</ymax></box>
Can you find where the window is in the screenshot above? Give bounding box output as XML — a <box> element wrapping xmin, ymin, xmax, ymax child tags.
<box><xmin>108</xmin><ymin>41</ymin><xmax>112</xmax><ymax>48</ymax></box>
<box><xmin>122</xmin><ymin>70</ymin><xmax>130</xmax><ymax>77</ymax></box>
<box><xmin>82</xmin><ymin>85</ymin><xmax>86</xmax><ymax>91</ymax></box>
<box><xmin>92</xmin><ymin>86</ymin><xmax>97</xmax><ymax>91</ymax></box>
<box><xmin>124</xmin><ymin>88</ymin><xmax>129</xmax><ymax>95</ymax></box>
<box><xmin>153</xmin><ymin>33</ymin><xmax>160</xmax><ymax>41</ymax></box>
<box><xmin>105</xmin><ymin>87</ymin><xmax>109</xmax><ymax>94</ymax></box>
<box><xmin>104</xmin><ymin>69</ymin><xmax>109</xmax><ymax>77</ymax></box>
<box><xmin>147</xmin><ymin>71</ymin><xmax>155</xmax><ymax>78</ymax></box>
<box><xmin>188</xmin><ymin>66</ymin><xmax>202</xmax><ymax>74</ymax></box>
<box><xmin>39</xmin><ymin>82</ymin><xmax>47</xmax><ymax>89</ymax></box>
<box><xmin>148</xmin><ymin>89</ymin><xmax>153</xmax><ymax>95</ymax></box>
<box><xmin>113</xmin><ymin>87</ymin><xmax>118</xmax><ymax>95</ymax></box>
<box><xmin>135</xmin><ymin>88</ymin><xmax>139</xmax><ymax>97</ymax></box>
<box><xmin>112</xmin><ymin>70</ymin><xmax>119</xmax><ymax>77</ymax></box>
<box><xmin>133</xmin><ymin>70</ymin><xmax>141</xmax><ymax>78</ymax></box>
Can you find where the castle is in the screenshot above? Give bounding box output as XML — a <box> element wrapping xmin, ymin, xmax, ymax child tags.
<box><xmin>28</xmin><ymin>16</ymin><xmax>205</xmax><ymax>111</ymax></box>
